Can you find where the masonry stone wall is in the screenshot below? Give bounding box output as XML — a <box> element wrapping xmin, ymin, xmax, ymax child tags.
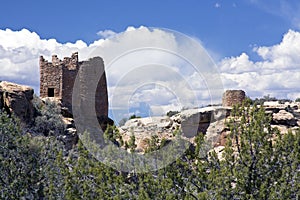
<box><xmin>222</xmin><ymin>90</ymin><xmax>246</xmax><ymax>107</ymax></box>
<box><xmin>76</xmin><ymin>57</ymin><xmax>109</xmax><ymax>118</ymax></box>
<box><xmin>40</xmin><ymin>55</ymin><xmax>63</xmax><ymax>98</ymax></box>
<box><xmin>40</xmin><ymin>52</ymin><xmax>108</xmax><ymax>118</ymax></box>
<box><xmin>61</xmin><ymin>55</ymin><xmax>80</xmax><ymax>112</ymax></box>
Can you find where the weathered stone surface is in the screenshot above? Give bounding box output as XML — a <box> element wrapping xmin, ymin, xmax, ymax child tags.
<box><xmin>40</xmin><ymin>52</ymin><xmax>109</xmax><ymax>119</ymax></box>
<box><xmin>263</xmin><ymin>101</ymin><xmax>282</xmax><ymax>107</ymax></box>
<box><xmin>0</xmin><ymin>81</ymin><xmax>34</xmax><ymax>124</ymax></box>
<box><xmin>117</xmin><ymin>99</ymin><xmax>300</xmax><ymax>153</ymax></box>
<box><xmin>119</xmin><ymin>116</ymin><xmax>178</xmax><ymax>153</ymax></box>
<box><xmin>62</xmin><ymin>117</ymin><xmax>75</xmax><ymax>129</ymax></box>
<box><xmin>122</xmin><ymin>116</ymin><xmax>173</xmax><ymax>130</ymax></box>
<box><xmin>292</xmin><ymin>108</ymin><xmax>300</xmax><ymax>119</ymax></box>
<box><xmin>212</xmin><ymin>146</ymin><xmax>225</xmax><ymax>160</ymax></box>
<box><xmin>59</xmin><ymin>127</ymin><xmax>78</xmax><ymax>151</ymax></box>
<box><xmin>175</xmin><ymin>107</ymin><xmax>230</xmax><ymax>138</ymax></box>
<box><xmin>265</xmin><ymin>107</ymin><xmax>280</xmax><ymax>114</ymax></box>
<box><xmin>271</xmin><ymin>125</ymin><xmax>289</xmax><ymax>134</ymax></box>
<box><xmin>206</xmin><ymin>119</ymin><xmax>227</xmax><ymax>147</ymax></box>
<box><xmin>39</xmin><ymin>55</ymin><xmax>64</xmax><ymax>99</ymax></box>
<box><xmin>78</xmin><ymin>57</ymin><xmax>108</xmax><ymax>119</ymax></box>
<box><xmin>216</xmin><ymin>130</ymin><xmax>229</xmax><ymax>147</ymax></box>
<box><xmin>118</xmin><ymin>107</ymin><xmax>231</xmax><ymax>153</ymax></box>
<box><xmin>222</xmin><ymin>90</ymin><xmax>246</xmax><ymax>107</ymax></box>
<box><xmin>272</xmin><ymin>110</ymin><xmax>297</xmax><ymax>126</ymax></box>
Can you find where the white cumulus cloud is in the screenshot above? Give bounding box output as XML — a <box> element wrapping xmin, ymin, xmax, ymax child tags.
<box><xmin>97</xmin><ymin>29</ymin><xmax>117</xmax><ymax>39</ymax></box>
<box><xmin>0</xmin><ymin>26</ymin><xmax>221</xmax><ymax>121</ymax></box>
<box><xmin>0</xmin><ymin>28</ymin><xmax>94</xmax><ymax>90</ymax></box>
<box><xmin>1</xmin><ymin>26</ymin><xmax>300</xmax><ymax>121</ymax></box>
<box><xmin>219</xmin><ymin>29</ymin><xmax>300</xmax><ymax>99</ymax></box>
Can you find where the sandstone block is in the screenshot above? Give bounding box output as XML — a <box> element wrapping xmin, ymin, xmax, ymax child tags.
<box><xmin>0</xmin><ymin>81</ymin><xmax>34</xmax><ymax>124</ymax></box>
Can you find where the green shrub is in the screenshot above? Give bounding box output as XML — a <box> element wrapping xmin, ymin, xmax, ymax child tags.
<box><xmin>129</xmin><ymin>114</ymin><xmax>141</xmax><ymax>119</ymax></box>
<box><xmin>0</xmin><ymin>110</ymin><xmax>42</xmax><ymax>199</ymax></box>
<box><xmin>31</xmin><ymin>98</ymin><xmax>64</xmax><ymax>136</ymax></box>
<box><xmin>104</xmin><ymin>124</ymin><xmax>123</xmax><ymax>147</ymax></box>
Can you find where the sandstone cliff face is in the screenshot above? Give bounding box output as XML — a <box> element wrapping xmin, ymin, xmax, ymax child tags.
<box><xmin>0</xmin><ymin>81</ymin><xmax>34</xmax><ymax>124</ymax></box>
<box><xmin>119</xmin><ymin>107</ymin><xmax>231</xmax><ymax>152</ymax></box>
<box><xmin>119</xmin><ymin>101</ymin><xmax>300</xmax><ymax>153</ymax></box>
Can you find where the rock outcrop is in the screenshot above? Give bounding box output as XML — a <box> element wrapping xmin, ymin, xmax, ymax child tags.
<box><xmin>1</xmin><ymin>78</ymin><xmax>299</xmax><ymax>155</ymax></box>
<box><xmin>272</xmin><ymin>110</ymin><xmax>297</xmax><ymax>127</ymax></box>
<box><xmin>119</xmin><ymin>107</ymin><xmax>231</xmax><ymax>152</ymax></box>
<box><xmin>120</xmin><ymin>116</ymin><xmax>175</xmax><ymax>152</ymax></box>
<box><xmin>60</xmin><ymin>117</ymin><xmax>78</xmax><ymax>150</ymax></box>
<box><xmin>175</xmin><ymin>107</ymin><xmax>230</xmax><ymax>138</ymax></box>
<box><xmin>0</xmin><ymin>81</ymin><xmax>34</xmax><ymax>124</ymax></box>
<box><xmin>118</xmin><ymin>100</ymin><xmax>300</xmax><ymax>153</ymax></box>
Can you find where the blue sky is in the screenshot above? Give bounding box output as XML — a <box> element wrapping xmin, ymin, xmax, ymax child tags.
<box><xmin>1</xmin><ymin>0</ymin><xmax>300</xmax><ymax>120</ymax></box>
<box><xmin>1</xmin><ymin>0</ymin><xmax>296</xmax><ymax>57</ymax></box>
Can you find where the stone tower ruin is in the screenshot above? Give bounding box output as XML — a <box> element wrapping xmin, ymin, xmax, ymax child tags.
<box><xmin>222</xmin><ymin>90</ymin><xmax>246</xmax><ymax>107</ymax></box>
<box><xmin>39</xmin><ymin>52</ymin><xmax>108</xmax><ymax>118</ymax></box>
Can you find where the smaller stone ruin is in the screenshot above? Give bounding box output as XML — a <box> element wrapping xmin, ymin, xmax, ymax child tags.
<box><xmin>222</xmin><ymin>90</ymin><xmax>246</xmax><ymax>107</ymax></box>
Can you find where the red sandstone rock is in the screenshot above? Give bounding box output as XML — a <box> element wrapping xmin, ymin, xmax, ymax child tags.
<box><xmin>0</xmin><ymin>81</ymin><xmax>34</xmax><ymax>124</ymax></box>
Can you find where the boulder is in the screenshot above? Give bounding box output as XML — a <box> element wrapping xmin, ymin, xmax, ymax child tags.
<box><xmin>62</xmin><ymin>117</ymin><xmax>75</xmax><ymax>129</ymax></box>
<box><xmin>272</xmin><ymin>110</ymin><xmax>297</xmax><ymax>126</ymax></box>
<box><xmin>118</xmin><ymin>107</ymin><xmax>231</xmax><ymax>153</ymax></box>
<box><xmin>292</xmin><ymin>109</ymin><xmax>300</xmax><ymax>119</ymax></box>
<box><xmin>271</xmin><ymin>125</ymin><xmax>289</xmax><ymax>134</ymax></box>
<box><xmin>213</xmin><ymin>146</ymin><xmax>225</xmax><ymax>160</ymax></box>
<box><xmin>175</xmin><ymin>107</ymin><xmax>230</xmax><ymax>138</ymax></box>
<box><xmin>0</xmin><ymin>81</ymin><xmax>34</xmax><ymax>124</ymax></box>
<box><xmin>60</xmin><ymin>127</ymin><xmax>78</xmax><ymax>150</ymax></box>
<box><xmin>263</xmin><ymin>101</ymin><xmax>281</xmax><ymax>107</ymax></box>
<box><xmin>116</xmin><ymin>99</ymin><xmax>300</xmax><ymax>154</ymax></box>
<box><xmin>122</xmin><ymin>116</ymin><xmax>173</xmax><ymax>131</ymax></box>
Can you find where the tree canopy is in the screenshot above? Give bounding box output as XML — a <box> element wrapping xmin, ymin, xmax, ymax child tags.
<box><xmin>0</xmin><ymin>102</ymin><xmax>299</xmax><ymax>199</ymax></box>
